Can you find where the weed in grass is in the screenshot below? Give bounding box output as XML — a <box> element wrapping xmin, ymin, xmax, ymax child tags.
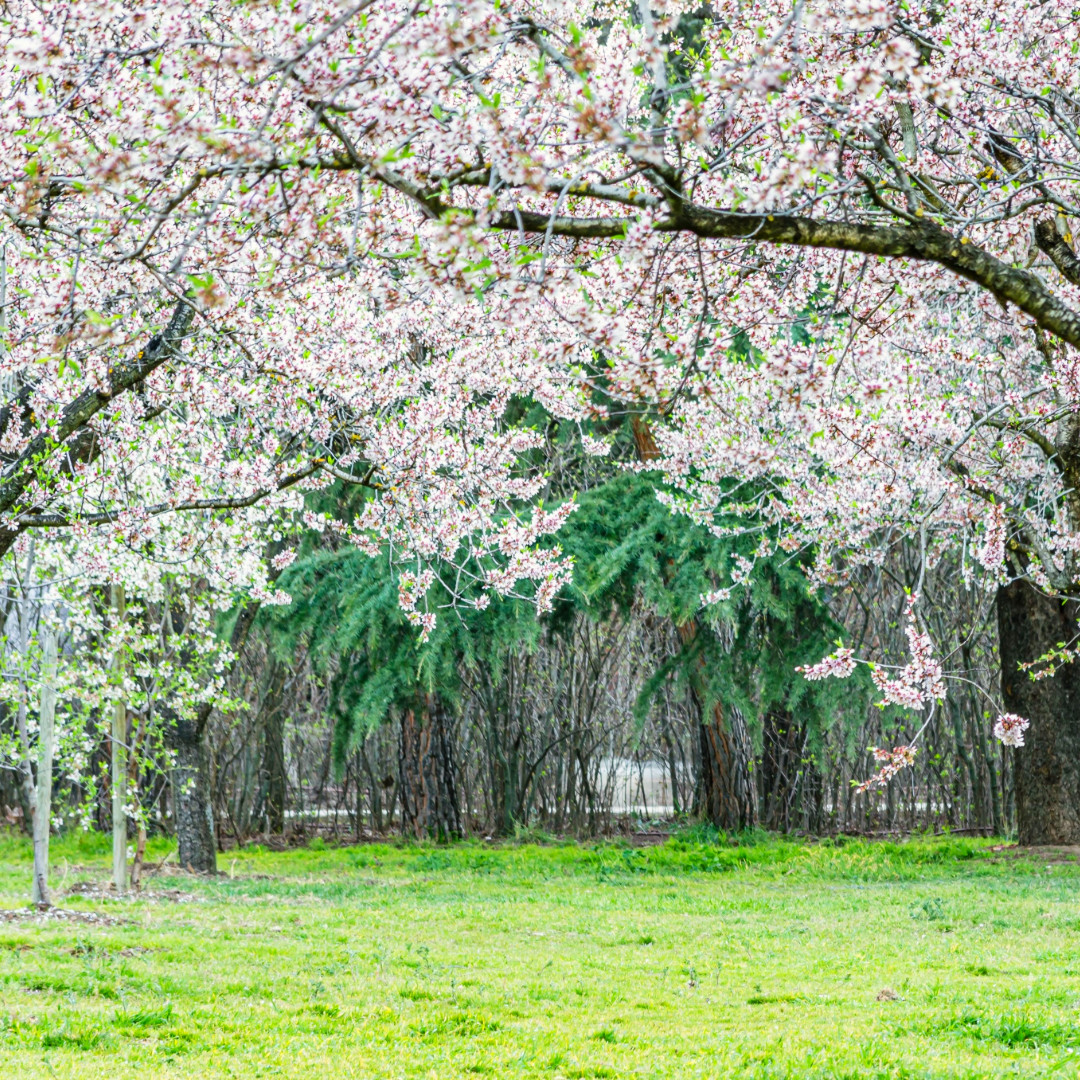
<box><xmin>910</xmin><ymin>896</ymin><xmax>947</xmax><ymax>921</ymax></box>
<box><xmin>113</xmin><ymin>1003</ymin><xmax>173</xmax><ymax>1028</ymax></box>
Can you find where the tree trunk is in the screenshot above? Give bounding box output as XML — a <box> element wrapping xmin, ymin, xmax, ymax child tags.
<box><xmin>997</xmin><ymin>579</ymin><xmax>1080</xmax><ymax>844</ymax></box>
<box><xmin>260</xmin><ymin>662</ymin><xmax>287</xmax><ymax>834</ymax></box>
<box><xmin>803</xmin><ymin>760</ymin><xmax>825</xmax><ymax>835</ymax></box>
<box><xmin>632</xmin><ymin>415</ymin><xmax>757</xmax><ymax>833</ymax></box>
<box><xmin>31</xmin><ymin>624</ymin><xmax>57</xmax><ymax>906</ymax></box>
<box><xmin>399</xmin><ymin>697</ymin><xmax>462</xmax><ymax>840</ymax></box>
<box><xmin>696</xmin><ymin>696</ymin><xmax>758</xmax><ymax>832</ymax></box>
<box><xmin>168</xmin><ymin>716</ymin><xmax>217</xmax><ymax>873</ymax></box>
<box><xmin>165</xmin><ymin>588</ymin><xmax>273</xmax><ymax>870</ymax></box>
<box><xmin>675</xmin><ymin>618</ymin><xmax>758</xmax><ymax>833</ymax></box>
<box><xmin>264</xmin><ymin>708</ymin><xmax>286</xmax><ymax>835</ymax></box>
<box><xmin>111</xmin><ymin>584</ymin><xmax>128</xmax><ymax>894</ymax></box>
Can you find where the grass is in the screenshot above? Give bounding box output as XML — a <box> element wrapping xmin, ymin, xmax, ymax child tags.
<box><xmin>0</xmin><ymin>831</ymin><xmax>1077</xmax><ymax>1077</ymax></box>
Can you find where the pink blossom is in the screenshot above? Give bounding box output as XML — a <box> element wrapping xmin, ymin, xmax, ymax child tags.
<box><xmin>993</xmin><ymin>713</ymin><xmax>1030</xmax><ymax>748</ymax></box>
<box><xmin>799</xmin><ymin>647</ymin><xmax>856</xmax><ymax>681</ymax></box>
<box><xmin>856</xmin><ymin>745</ymin><xmax>918</xmax><ymax>793</ymax></box>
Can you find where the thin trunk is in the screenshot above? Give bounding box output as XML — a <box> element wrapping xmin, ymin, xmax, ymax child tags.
<box><xmin>32</xmin><ymin>623</ymin><xmax>57</xmax><ymax>907</ymax></box>
<box><xmin>262</xmin><ymin>666</ymin><xmax>287</xmax><ymax>834</ymax></box>
<box><xmin>129</xmin><ymin>825</ymin><xmax>147</xmax><ymax>890</ymax></box>
<box><xmin>997</xmin><ymin>580</ymin><xmax>1080</xmax><ymax>844</ymax></box>
<box><xmin>983</xmin><ymin>713</ymin><xmax>1004</xmax><ymax>836</ymax></box>
<box><xmin>111</xmin><ymin>584</ymin><xmax>127</xmax><ymax>893</ymax></box>
<box><xmin>14</xmin><ymin>541</ymin><xmax>36</xmax><ymax>836</ymax></box>
<box><xmin>761</xmin><ymin>708</ymin><xmax>804</xmax><ymax>832</ymax></box>
<box><xmin>15</xmin><ymin>699</ymin><xmax>35</xmax><ymax>839</ymax></box>
<box><xmin>950</xmin><ymin>700</ymin><xmax>978</xmax><ymax>827</ymax></box>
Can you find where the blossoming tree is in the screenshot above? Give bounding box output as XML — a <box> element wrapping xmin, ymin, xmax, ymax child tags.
<box><xmin>6</xmin><ymin>0</ymin><xmax>1080</xmax><ymax>841</ymax></box>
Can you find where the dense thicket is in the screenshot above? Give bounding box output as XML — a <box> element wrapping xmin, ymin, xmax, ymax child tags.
<box><xmin>0</xmin><ymin>456</ymin><xmax>1011</xmax><ymax>845</ymax></box>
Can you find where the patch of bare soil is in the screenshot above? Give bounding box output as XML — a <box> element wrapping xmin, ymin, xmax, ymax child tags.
<box><xmin>63</xmin><ymin>881</ymin><xmax>198</xmax><ymax>903</ymax></box>
<box><xmin>0</xmin><ymin>907</ymin><xmax>128</xmax><ymax>927</ymax></box>
<box><xmin>624</xmin><ymin>831</ymin><xmax>675</xmax><ymax>848</ymax></box>
<box><xmin>988</xmin><ymin>844</ymin><xmax>1080</xmax><ymax>866</ymax></box>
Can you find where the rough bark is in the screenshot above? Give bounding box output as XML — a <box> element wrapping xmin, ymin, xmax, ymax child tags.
<box><xmin>997</xmin><ymin>579</ymin><xmax>1080</xmax><ymax>844</ymax></box>
<box><xmin>695</xmin><ymin>695</ymin><xmax>759</xmax><ymax>833</ymax></box>
<box><xmin>398</xmin><ymin>696</ymin><xmax>462</xmax><ymax>840</ymax></box>
<box><xmin>168</xmin><ymin>714</ymin><xmax>218</xmax><ymax>873</ymax></box>
<box><xmin>166</xmin><ymin>584</ymin><xmax>274</xmax><ymax>870</ymax></box>
<box><xmin>674</xmin><ymin>616</ymin><xmax>758</xmax><ymax>833</ymax></box>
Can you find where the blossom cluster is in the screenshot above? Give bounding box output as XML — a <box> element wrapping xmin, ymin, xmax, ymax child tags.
<box><xmin>993</xmin><ymin>713</ymin><xmax>1030</xmax><ymax>749</ymax></box>
<box><xmin>856</xmin><ymin>746</ymin><xmax>918</xmax><ymax>794</ymax></box>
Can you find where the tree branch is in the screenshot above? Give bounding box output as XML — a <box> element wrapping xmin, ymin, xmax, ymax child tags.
<box><xmin>1035</xmin><ymin>218</ymin><xmax>1080</xmax><ymax>288</ymax></box>
<box><xmin>11</xmin><ymin>461</ymin><xmax>322</xmax><ymax>529</ymax></box>
<box><xmin>0</xmin><ymin>298</ymin><xmax>195</xmax><ymax>557</ymax></box>
<box><xmin>0</xmin><ymin>298</ymin><xmax>196</xmax><ymax>516</ymax></box>
<box><xmin>480</xmin><ymin>202</ymin><xmax>1080</xmax><ymax>351</ymax></box>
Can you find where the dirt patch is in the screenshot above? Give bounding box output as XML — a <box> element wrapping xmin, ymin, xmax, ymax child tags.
<box><xmin>62</xmin><ymin>881</ymin><xmax>198</xmax><ymax>903</ymax></box>
<box><xmin>989</xmin><ymin>844</ymin><xmax>1080</xmax><ymax>865</ymax></box>
<box><xmin>624</xmin><ymin>831</ymin><xmax>674</xmax><ymax>848</ymax></box>
<box><xmin>0</xmin><ymin>907</ymin><xmax>128</xmax><ymax>927</ymax></box>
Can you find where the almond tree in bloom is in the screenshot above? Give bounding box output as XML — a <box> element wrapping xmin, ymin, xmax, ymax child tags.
<box><xmin>2</xmin><ymin>0</ymin><xmax>589</xmax><ymax>866</ymax></box>
<box><xmin>6</xmin><ymin>0</ymin><xmax>1080</xmax><ymax>840</ymax></box>
<box><xmin>0</xmin><ymin>1</ymin><xmax>581</xmax><ymax>629</ymax></box>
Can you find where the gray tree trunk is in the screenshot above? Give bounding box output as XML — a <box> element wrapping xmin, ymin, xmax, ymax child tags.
<box><xmin>169</xmin><ymin>715</ymin><xmax>217</xmax><ymax>873</ymax></box>
<box><xmin>111</xmin><ymin>584</ymin><xmax>127</xmax><ymax>894</ymax></box>
<box><xmin>997</xmin><ymin>580</ymin><xmax>1080</xmax><ymax>844</ymax></box>
<box><xmin>31</xmin><ymin>624</ymin><xmax>57</xmax><ymax>906</ymax></box>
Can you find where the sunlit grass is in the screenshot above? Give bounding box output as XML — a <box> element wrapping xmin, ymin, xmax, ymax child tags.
<box><xmin>0</xmin><ymin>832</ymin><xmax>1077</xmax><ymax>1077</ymax></box>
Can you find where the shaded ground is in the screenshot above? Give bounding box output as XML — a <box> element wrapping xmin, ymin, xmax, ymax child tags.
<box><xmin>0</xmin><ymin>833</ymin><xmax>1077</xmax><ymax>1078</ymax></box>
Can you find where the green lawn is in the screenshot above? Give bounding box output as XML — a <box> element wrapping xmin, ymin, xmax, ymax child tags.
<box><xmin>0</xmin><ymin>833</ymin><xmax>1077</xmax><ymax>1078</ymax></box>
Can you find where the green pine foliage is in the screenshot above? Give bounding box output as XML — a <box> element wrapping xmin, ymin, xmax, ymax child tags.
<box><xmin>264</xmin><ymin>460</ymin><xmax>868</xmax><ymax>775</ymax></box>
<box><xmin>265</xmin><ymin>544</ymin><xmax>542</xmax><ymax>773</ymax></box>
<box><xmin>558</xmin><ymin>470</ymin><xmax>869</xmax><ymax>753</ymax></box>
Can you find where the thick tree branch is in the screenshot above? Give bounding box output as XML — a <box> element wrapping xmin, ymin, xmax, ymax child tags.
<box><xmin>11</xmin><ymin>462</ymin><xmax>322</xmax><ymax>529</ymax></box>
<box><xmin>0</xmin><ymin>298</ymin><xmax>195</xmax><ymax>517</ymax></box>
<box><xmin>482</xmin><ymin>202</ymin><xmax>1080</xmax><ymax>350</ymax></box>
<box><xmin>394</xmin><ymin>161</ymin><xmax>1080</xmax><ymax>350</ymax></box>
<box><xmin>0</xmin><ymin>298</ymin><xmax>195</xmax><ymax>557</ymax></box>
<box><xmin>1035</xmin><ymin>218</ymin><xmax>1080</xmax><ymax>288</ymax></box>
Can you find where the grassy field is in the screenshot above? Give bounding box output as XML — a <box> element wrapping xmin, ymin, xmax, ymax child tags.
<box><xmin>0</xmin><ymin>832</ymin><xmax>1077</xmax><ymax>1078</ymax></box>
